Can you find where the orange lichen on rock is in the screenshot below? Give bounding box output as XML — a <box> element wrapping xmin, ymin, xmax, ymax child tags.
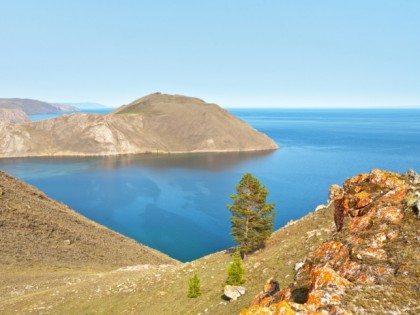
<box><xmin>313</xmin><ymin>241</ymin><xmax>348</xmax><ymax>267</ymax></box>
<box><xmin>354</xmin><ymin>190</ymin><xmax>373</xmax><ymax>208</ymax></box>
<box><xmin>343</xmin><ymin>173</ymin><xmax>369</xmax><ymax>189</ymax></box>
<box><xmin>359</xmin><ymin>248</ymin><xmax>387</xmax><ymax>260</ymax></box>
<box><xmin>241</xmin><ymin>169</ymin><xmax>411</xmax><ymax>315</ymax></box>
<box><xmin>369</xmin><ymin>232</ymin><xmax>387</xmax><ymax>248</ymax></box>
<box><xmin>377</xmin><ymin>206</ymin><xmax>404</xmax><ymax>224</ymax></box>
<box><xmin>311</xmin><ymin>265</ymin><xmax>351</xmax><ymax>292</ymax></box>
<box><xmin>378</xmin><ymin>189</ymin><xmax>407</xmax><ymax>204</ymax></box>
<box><xmin>337</xmin><ymin>259</ymin><xmax>361</xmax><ymax>281</ymax></box>
<box><xmin>349</xmin><ymin>214</ymin><xmax>372</xmax><ymax>233</ymax></box>
<box><xmin>241</xmin><ymin>301</ymin><xmax>296</xmax><ymax>315</ymax></box>
<box><xmin>306</xmin><ymin>290</ymin><xmax>342</xmax><ymax>310</ymax></box>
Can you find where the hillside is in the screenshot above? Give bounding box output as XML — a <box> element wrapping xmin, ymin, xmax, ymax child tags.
<box><xmin>0</xmin><ymin>170</ymin><xmax>177</xmax><ymax>270</ymax></box>
<box><xmin>1</xmin><ymin>169</ymin><xmax>418</xmax><ymax>314</ymax></box>
<box><xmin>0</xmin><ymin>108</ymin><xmax>30</xmax><ymax>124</ymax></box>
<box><xmin>0</xmin><ymin>98</ymin><xmax>78</xmax><ymax>115</ymax></box>
<box><xmin>0</xmin><ymin>93</ymin><xmax>278</xmax><ymax>158</ymax></box>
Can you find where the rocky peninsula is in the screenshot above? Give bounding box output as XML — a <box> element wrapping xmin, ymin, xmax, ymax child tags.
<box><xmin>0</xmin><ymin>93</ymin><xmax>278</xmax><ymax>158</ymax></box>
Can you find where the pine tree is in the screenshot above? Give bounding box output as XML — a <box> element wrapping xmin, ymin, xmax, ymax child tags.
<box><xmin>226</xmin><ymin>249</ymin><xmax>246</xmax><ymax>285</ymax></box>
<box><xmin>187</xmin><ymin>273</ymin><xmax>201</xmax><ymax>298</ymax></box>
<box><xmin>227</xmin><ymin>173</ymin><xmax>275</xmax><ymax>257</ymax></box>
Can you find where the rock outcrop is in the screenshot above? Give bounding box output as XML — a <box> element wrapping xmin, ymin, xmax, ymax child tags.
<box><xmin>241</xmin><ymin>169</ymin><xmax>420</xmax><ymax>314</ymax></box>
<box><xmin>0</xmin><ymin>93</ymin><xmax>278</xmax><ymax>158</ymax></box>
<box><xmin>0</xmin><ymin>108</ymin><xmax>30</xmax><ymax>124</ymax></box>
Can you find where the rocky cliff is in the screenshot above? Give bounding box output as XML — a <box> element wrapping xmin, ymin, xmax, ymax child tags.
<box><xmin>0</xmin><ymin>98</ymin><xmax>78</xmax><ymax>115</ymax></box>
<box><xmin>0</xmin><ymin>93</ymin><xmax>278</xmax><ymax>158</ymax></box>
<box><xmin>241</xmin><ymin>169</ymin><xmax>420</xmax><ymax>314</ymax></box>
<box><xmin>0</xmin><ymin>108</ymin><xmax>30</xmax><ymax>124</ymax></box>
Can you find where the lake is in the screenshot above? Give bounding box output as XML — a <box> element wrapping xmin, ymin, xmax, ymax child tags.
<box><xmin>1</xmin><ymin>109</ymin><xmax>419</xmax><ymax>262</ymax></box>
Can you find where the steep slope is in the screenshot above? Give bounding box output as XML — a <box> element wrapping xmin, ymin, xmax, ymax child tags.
<box><xmin>0</xmin><ymin>98</ymin><xmax>77</xmax><ymax>115</ymax></box>
<box><xmin>0</xmin><ymin>170</ymin><xmax>177</xmax><ymax>269</ymax></box>
<box><xmin>0</xmin><ymin>93</ymin><xmax>278</xmax><ymax>158</ymax></box>
<box><xmin>2</xmin><ymin>169</ymin><xmax>416</xmax><ymax>314</ymax></box>
<box><xmin>0</xmin><ymin>108</ymin><xmax>30</xmax><ymax>124</ymax></box>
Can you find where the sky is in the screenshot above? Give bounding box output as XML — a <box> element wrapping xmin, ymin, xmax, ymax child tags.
<box><xmin>0</xmin><ymin>0</ymin><xmax>419</xmax><ymax>108</ymax></box>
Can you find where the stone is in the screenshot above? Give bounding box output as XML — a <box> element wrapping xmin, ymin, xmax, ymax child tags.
<box><xmin>386</xmin><ymin>229</ymin><xmax>399</xmax><ymax>240</ymax></box>
<box><xmin>63</xmin><ymin>239</ymin><xmax>71</xmax><ymax>245</ymax></box>
<box><xmin>368</xmin><ymin>169</ymin><xmax>389</xmax><ymax>187</ymax></box>
<box><xmin>349</xmin><ymin>214</ymin><xmax>372</xmax><ymax>233</ymax></box>
<box><xmin>354</xmin><ymin>191</ymin><xmax>373</xmax><ymax>208</ymax></box>
<box><xmin>294</xmin><ymin>261</ymin><xmax>305</xmax><ymax>272</ymax></box>
<box><xmin>251</xmin><ymin>278</ymin><xmax>281</xmax><ymax>307</ymax></box>
<box><xmin>369</xmin><ymin>232</ymin><xmax>387</xmax><ymax>248</ymax></box>
<box><xmin>263</xmin><ymin>277</ymin><xmax>280</xmax><ymax>295</ymax></box>
<box><xmin>271</xmin><ymin>301</ymin><xmax>295</xmax><ymax>314</ymax></box>
<box><xmin>343</xmin><ymin>174</ymin><xmax>369</xmax><ymax>190</ymax></box>
<box><xmin>306</xmin><ymin>290</ymin><xmax>342</xmax><ymax>311</ymax></box>
<box><xmin>404</xmin><ymin>169</ymin><xmax>420</xmax><ymax>184</ymax></box>
<box><xmin>224</xmin><ymin>285</ymin><xmax>246</xmax><ymax>301</ymax></box>
<box><xmin>310</xmin><ymin>265</ymin><xmax>351</xmax><ymax>293</ymax></box>
<box><xmin>359</xmin><ymin>248</ymin><xmax>387</xmax><ymax>260</ymax></box>
<box><xmin>329</xmin><ymin>184</ymin><xmax>344</xmax><ymax>202</ymax></box>
<box><xmin>377</xmin><ymin>206</ymin><xmax>404</xmax><ymax>224</ymax></box>
<box><xmin>337</xmin><ymin>259</ymin><xmax>361</xmax><ymax>281</ymax></box>
<box><xmin>313</xmin><ymin>241</ymin><xmax>349</xmax><ymax>267</ymax></box>
<box><xmin>334</xmin><ymin>198</ymin><xmax>346</xmax><ymax>232</ymax></box>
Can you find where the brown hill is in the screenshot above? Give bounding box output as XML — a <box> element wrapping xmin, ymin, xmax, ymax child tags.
<box><xmin>0</xmin><ymin>108</ymin><xmax>30</xmax><ymax>124</ymax></box>
<box><xmin>0</xmin><ymin>170</ymin><xmax>177</xmax><ymax>270</ymax></box>
<box><xmin>0</xmin><ymin>93</ymin><xmax>278</xmax><ymax>158</ymax></box>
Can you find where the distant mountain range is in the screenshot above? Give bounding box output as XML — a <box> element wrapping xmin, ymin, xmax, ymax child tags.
<box><xmin>0</xmin><ymin>98</ymin><xmax>78</xmax><ymax>115</ymax></box>
<box><xmin>56</xmin><ymin>102</ymin><xmax>109</xmax><ymax>109</ymax></box>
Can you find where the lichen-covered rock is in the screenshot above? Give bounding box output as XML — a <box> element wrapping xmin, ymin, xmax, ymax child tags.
<box><xmin>349</xmin><ymin>214</ymin><xmax>372</xmax><ymax>233</ymax></box>
<box><xmin>377</xmin><ymin>205</ymin><xmax>404</xmax><ymax>224</ymax></box>
<box><xmin>313</xmin><ymin>241</ymin><xmax>348</xmax><ymax>267</ymax></box>
<box><xmin>310</xmin><ymin>265</ymin><xmax>351</xmax><ymax>293</ymax></box>
<box><xmin>251</xmin><ymin>277</ymin><xmax>281</xmax><ymax>307</ymax></box>
<box><xmin>241</xmin><ymin>169</ymin><xmax>415</xmax><ymax>315</ymax></box>
<box><xmin>354</xmin><ymin>191</ymin><xmax>373</xmax><ymax>208</ymax></box>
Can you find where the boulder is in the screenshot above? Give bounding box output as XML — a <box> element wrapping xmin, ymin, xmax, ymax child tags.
<box><xmin>224</xmin><ymin>285</ymin><xmax>246</xmax><ymax>301</ymax></box>
<box><xmin>403</xmin><ymin>169</ymin><xmax>420</xmax><ymax>184</ymax></box>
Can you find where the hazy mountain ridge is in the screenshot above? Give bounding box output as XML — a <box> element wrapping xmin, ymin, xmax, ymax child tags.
<box><xmin>56</xmin><ymin>102</ymin><xmax>109</xmax><ymax>109</ymax></box>
<box><xmin>0</xmin><ymin>98</ymin><xmax>78</xmax><ymax>115</ymax></box>
<box><xmin>0</xmin><ymin>93</ymin><xmax>278</xmax><ymax>158</ymax></box>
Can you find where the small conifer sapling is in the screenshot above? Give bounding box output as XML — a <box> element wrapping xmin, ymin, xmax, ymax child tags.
<box><xmin>187</xmin><ymin>273</ymin><xmax>201</xmax><ymax>298</ymax></box>
<box><xmin>226</xmin><ymin>250</ymin><xmax>246</xmax><ymax>285</ymax></box>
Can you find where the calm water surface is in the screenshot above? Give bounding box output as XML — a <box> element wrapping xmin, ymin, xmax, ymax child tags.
<box><xmin>1</xmin><ymin>109</ymin><xmax>419</xmax><ymax>261</ymax></box>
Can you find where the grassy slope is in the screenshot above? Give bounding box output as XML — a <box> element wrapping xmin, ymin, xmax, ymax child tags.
<box><xmin>1</xmin><ymin>170</ymin><xmax>418</xmax><ymax>314</ymax></box>
<box><xmin>0</xmin><ymin>174</ymin><xmax>335</xmax><ymax>315</ymax></box>
<box><xmin>0</xmin><ymin>170</ymin><xmax>177</xmax><ymax>270</ymax></box>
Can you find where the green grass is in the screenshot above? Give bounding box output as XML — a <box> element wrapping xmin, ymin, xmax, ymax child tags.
<box><xmin>0</xmin><ymin>205</ymin><xmax>335</xmax><ymax>315</ymax></box>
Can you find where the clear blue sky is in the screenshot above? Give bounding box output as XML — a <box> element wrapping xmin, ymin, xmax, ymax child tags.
<box><xmin>0</xmin><ymin>0</ymin><xmax>419</xmax><ymax>108</ymax></box>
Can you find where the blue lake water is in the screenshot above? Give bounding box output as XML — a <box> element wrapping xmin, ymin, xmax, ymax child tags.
<box><xmin>1</xmin><ymin>109</ymin><xmax>419</xmax><ymax>262</ymax></box>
